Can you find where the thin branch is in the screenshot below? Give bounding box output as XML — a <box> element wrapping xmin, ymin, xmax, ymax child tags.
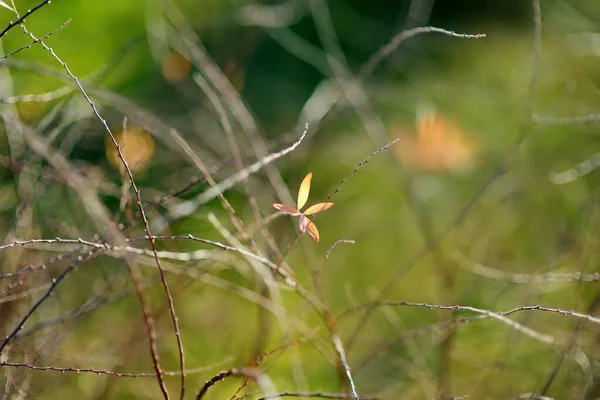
<box><xmin>137</xmin><ymin>235</ymin><xmax>291</xmax><ymax>282</ymax></box>
<box><xmin>532</xmin><ymin>113</ymin><xmax>600</xmax><ymax>125</ymax></box>
<box><xmin>453</xmin><ymin>252</ymin><xmax>600</xmax><ymax>283</ymax></box>
<box><xmin>549</xmin><ymin>152</ymin><xmax>600</xmax><ymax>185</ymax></box>
<box><xmin>517</xmin><ymin>394</ymin><xmax>553</xmax><ymax>400</ymax></box>
<box><xmin>164</xmin><ymin>124</ymin><xmax>308</xmax><ymax>223</ymax></box>
<box><xmin>158</xmin><ymin>0</ymin><xmax>298</xmax><ymax>211</ymax></box>
<box><xmin>14</xmin><ymin>283</ymin><xmax>143</xmax><ymax>339</ymax></box>
<box><xmin>258</xmin><ymin>393</ymin><xmax>380</xmax><ymax>400</ymax></box>
<box><xmin>196</xmin><ymin>368</ymin><xmax>277</xmax><ymax>400</ymax></box>
<box><xmin>340</xmin><ymin>301</ymin><xmax>600</xmax><ymax>339</ymax></box>
<box><xmin>0</xmin><ymin>0</ymin><xmax>51</xmax><ymax>39</ymax></box>
<box><xmin>354</xmin><ymin>314</ymin><xmax>494</xmax><ymax>373</ymax></box>
<box><xmin>339</xmin><ymin>302</ymin><xmax>560</xmax><ymax>344</ymax></box>
<box><xmin>15</xmin><ymin>270</ymin><xmax>283</xmax><ymax>341</ymax></box>
<box><xmin>229</xmin><ymin>335</ymin><xmax>315</xmax><ymax>398</ymax></box>
<box><xmin>327</xmin><ymin>139</ymin><xmax>399</xmax><ymax>202</ymax></box>
<box><xmin>43</xmin><ymin>40</ymin><xmax>186</xmax><ymax>400</ymax></box>
<box><xmin>346</xmin><ymin>0</ymin><xmax>543</xmax><ymax>350</ymax></box>
<box><xmin>6</xmin><ymin>121</ymin><xmax>169</xmax><ymax>394</ymax></box>
<box><xmin>0</xmin><ymin>19</ymin><xmax>70</xmax><ymax>60</ymax></box>
<box><xmin>0</xmin><ymin>282</ymin><xmax>51</xmax><ymax>304</ymax></box>
<box><xmin>0</xmin><ymin>237</ymin><xmax>105</xmax><ymax>252</ymax></box>
<box><xmin>8</xmin><ymin>16</ymin><xmax>175</xmax><ymax>398</ymax></box>
<box><xmin>308</xmin><ymin>0</ymin><xmax>388</xmax><ymax>144</ymax></box>
<box><xmin>237</xmin><ymin>1</ymin><xmax>308</xmax><ymax>28</ymax></box>
<box><xmin>0</xmin><ymin>248</ymin><xmax>78</xmax><ymax>280</ymax></box>
<box><xmin>0</xmin><ymin>250</ymin><xmax>102</xmax><ymax>352</ymax></box>
<box><xmin>312</xmin><ymin>239</ymin><xmax>355</xmax><ymax>296</ymax></box>
<box><xmin>1</xmin><ymin>82</ymin><xmax>74</xmax><ymax>103</ymax></box>
<box><xmin>359</xmin><ymin>26</ymin><xmax>485</xmax><ymax>78</ymax></box>
<box><xmin>538</xmin><ymin>293</ymin><xmax>600</xmax><ymax>396</ymax></box>
<box><xmin>331</xmin><ymin>335</ymin><xmax>358</xmax><ymax>399</ymax></box>
<box><xmin>0</xmin><ymin>358</ymin><xmax>232</xmax><ymax>378</ymax></box>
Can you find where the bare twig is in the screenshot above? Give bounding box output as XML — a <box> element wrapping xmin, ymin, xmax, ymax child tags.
<box><xmin>548</xmin><ymin>152</ymin><xmax>600</xmax><ymax>185</ymax></box>
<box><xmin>453</xmin><ymin>252</ymin><xmax>600</xmax><ymax>283</ymax></box>
<box><xmin>164</xmin><ymin>124</ymin><xmax>308</xmax><ymax>223</ymax></box>
<box><xmin>346</xmin><ymin>0</ymin><xmax>544</xmax><ymax>350</ymax></box>
<box><xmin>359</xmin><ymin>27</ymin><xmax>485</xmax><ymax>78</ymax></box>
<box><xmin>0</xmin><ymin>282</ymin><xmax>51</xmax><ymax>304</ymax></box>
<box><xmin>0</xmin><ymin>250</ymin><xmax>102</xmax><ymax>352</ymax></box>
<box><xmin>258</xmin><ymin>393</ymin><xmax>379</xmax><ymax>400</ymax></box>
<box><xmin>0</xmin><ymin>358</ymin><xmax>232</xmax><ymax>378</ymax></box>
<box><xmin>7</xmin><ymin>11</ymin><xmax>178</xmax><ymax>397</ymax></box>
<box><xmin>312</xmin><ymin>239</ymin><xmax>355</xmax><ymax>296</ymax></box>
<box><xmin>340</xmin><ymin>301</ymin><xmax>600</xmax><ymax>340</ymax></box>
<box><xmin>327</xmin><ymin>139</ymin><xmax>399</xmax><ymax>202</ymax></box>
<box><xmin>331</xmin><ymin>335</ymin><xmax>359</xmax><ymax>399</ymax></box>
<box><xmin>532</xmin><ymin>113</ymin><xmax>600</xmax><ymax>125</ymax></box>
<box><xmin>196</xmin><ymin>368</ymin><xmax>277</xmax><ymax>400</ymax></box>
<box><xmin>0</xmin><ymin>0</ymin><xmax>51</xmax><ymax>39</ymax></box>
<box><xmin>0</xmin><ymin>20</ymin><xmax>70</xmax><ymax>60</ymax></box>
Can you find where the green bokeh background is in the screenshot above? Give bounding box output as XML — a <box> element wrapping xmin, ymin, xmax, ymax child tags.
<box><xmin>1</xmin><ymin>0</ymin><xmax>600</xmax><ymax>399</ymax></box>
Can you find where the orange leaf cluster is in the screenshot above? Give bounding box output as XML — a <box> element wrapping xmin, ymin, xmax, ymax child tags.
<box><xmin>273</xmin><ymin>173</ymin><xmax>334</xmax><ymax>242</ymax></box>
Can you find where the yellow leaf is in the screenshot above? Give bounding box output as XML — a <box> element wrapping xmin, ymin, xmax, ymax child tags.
<box><xmin>304</xmin><ymin>217</ymin><xmax>320</xmax><ymax>242</ymax></box>
<box><xmin>162</xmin><ymin>52</ymin><xmax>192</xmax><ymax>83</ymax></box>
<box><xmin>297</xmin><ymin>172</ymin><xmax>312</xmax><ymax>210</ymax></box>
<box><xmin>303</xmin><ymin>202</ymin><xmax>334</xmax><ymax>215</ymax></box>
<box><xmin>273</xmin><ymin>203</ymin><xmax>300</xmax><ymax>215</ymax></box>
<box><xmin>393</xmin><ymin>109</ymin><xmax>476</xmax><ymax>173</ymax></box>
<box><xmin>106</xmin><ymin>127</ymin><xmax>155</xmax><ymax>174</ymax></box>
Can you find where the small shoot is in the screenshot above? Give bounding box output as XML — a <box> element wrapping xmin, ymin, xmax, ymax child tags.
<box><xmin>273</xmin><ymin>172</ymin><xmax>334</xmax><ymax>242</ymax></box>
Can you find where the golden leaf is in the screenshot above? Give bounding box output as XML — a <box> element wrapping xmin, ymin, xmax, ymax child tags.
<box><xmin>297</xmin><ymin>172</ymin><xmax>313</xmax><ymax>210</ymax></box>
<box><xmin>162</xmin><ymin>52</ymin><xmax>192</xmax><ymax>83</ymax></box>
<box><xmin>394</xmin><ymin>109</ymin><xmax>476</xmax><ymax>173</ymax></box>
<box><xmin>304</xmin><ymin>202</ymin><xmax>335</xmax><ymax>215</ymax></box>
<box><xmin>304</xmin><ymin>217</ymin><xmax>320</xmax><ymax>242</ymax></box>
<box><xmin>106</xmin><ymin>127</ymin><xmax>155</xmax><ymax>174</ymax></box>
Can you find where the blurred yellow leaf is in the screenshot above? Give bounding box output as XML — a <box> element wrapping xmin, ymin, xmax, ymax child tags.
<box><xmin>304</xmin><ymin>216</ymin><xmax>319</xmax><ymax>242</ymax></box>
<box><xmin>161</xmin><ymin>52</ymin><xmax>192</xmax><ymax>83</ymax></box>
<box><xmin>393</xmin><ymin>108</ymin><xmax>477</xmax><ymax>173</ymax></box>
<box><xmin>17</xmin><ymin>102</ymin><xmax>46</xmax><ymax>122</ymax></box>
<box><xmin>105</xmin><ymin>127</ymin><xmax>155</xmax><ymax>174</ymax></box>
<box><xmin>223</xmin><ymin>61</ymin><xmax>246</xmax><ymax>91</ymax></box>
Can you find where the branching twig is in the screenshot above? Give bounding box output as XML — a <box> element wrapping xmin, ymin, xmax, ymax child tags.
<box><xmin>196</xmin><ymin>368</ymin><xmax>275</xmax><ymax>400</ymax></box>
<box><xmin>312</xmin><ymin>239</ymin><xmax>355</xmax><ymax>296</ymax></box>
<box><xmin>164</xmin><ymin>124</ymin><xmax>308</xmax><ymax>223</ymax></box>
<box><xmin>339</xmin><ymin>301</ymin><xmax>600</xmax><ymax>341</ymax></box>
<box><xmin>7</xmin><ymin>11</ymin><xmax>178</xmax><ymax>397</ymax></box>
<box><xmin>0</xmin><ymin>250</ymin><xmax>101</xmax><ymax>352</ymax></box>
<box><xmin>346</xmin><ymin>0</ymin><xmax>544</xmax><ymax>349</ymax></box>
<box><xmin>0</xmin><ymin>19</ymin><xmax>70</xmax><ymax>60</ymax></box>
<box><xmin>0</xmin><ymin>0</ymin><xmax>51</xmax><ymax>39</ymax></box>
<box><xmin>359</xmin><ymin>27</ymin><xmax>485</xmax><ymax>78</ymax></box>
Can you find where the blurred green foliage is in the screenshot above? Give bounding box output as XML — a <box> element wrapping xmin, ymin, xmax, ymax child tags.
<box><xmin>1</xmin><ymin>0</ymin><xmax>600</xmax><ymax>399</ymax></box>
